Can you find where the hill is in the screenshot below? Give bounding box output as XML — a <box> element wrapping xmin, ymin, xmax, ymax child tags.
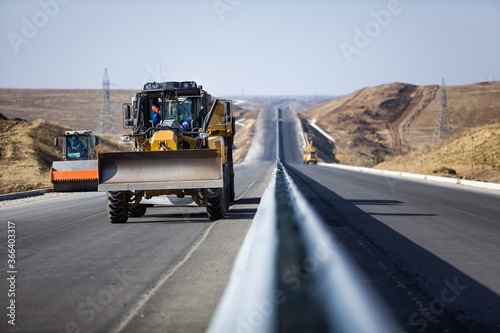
<box><xmin>376</xmin><ymin>120</ymin><xmax>500</xmax><ymax>183</ymax></box>
<box><xmin>304</xmin><ymin>81</ymin><xmax>500</xmax><ymax>167</ymax></box>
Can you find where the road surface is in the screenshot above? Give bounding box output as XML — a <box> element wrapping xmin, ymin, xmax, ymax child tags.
<box><xmin>279</xmin><ymin>105</ymin><xmax>500</xmax><ymax>332</ymax></box>
<box><xmin>1</xmin><ymin>104</ymin><xmax>499</xmax><ymax>333</ymax></box>
<box><xmin>0</xmin><ymin>107</ymin><xmax>276</xmax><ymax>333</ymax></box>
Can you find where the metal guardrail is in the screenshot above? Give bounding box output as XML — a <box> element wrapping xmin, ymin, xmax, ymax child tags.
<box><xmin>206</xmin><ymin>167</ymin><xmax>278</xmax><ymax>333</ymax></box>
<box><xmin>207</xmin><ymin>109</ymin><xmax>399</xmax><ymax>333</ymax></box>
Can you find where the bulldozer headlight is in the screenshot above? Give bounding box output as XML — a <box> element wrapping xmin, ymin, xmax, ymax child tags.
<box><xmin>199</xmin><ymin>132</ymin><xmax>209</xmax><ymax>140</ymax></box>
<box><xmin>120</xmin><ymin>135</ymin><xmax>132</xmax><ymax>142</ymax></box>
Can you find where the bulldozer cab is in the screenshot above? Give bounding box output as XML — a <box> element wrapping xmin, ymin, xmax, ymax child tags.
<box><xmin>123</xmin><ymin>81</ymin><xmax>209</xmax><ymax>136</ymax></box>
<box><xmin>159</xmin><ymin>97</ymin><xmax>199</xmax><ymax>127</ymax></box>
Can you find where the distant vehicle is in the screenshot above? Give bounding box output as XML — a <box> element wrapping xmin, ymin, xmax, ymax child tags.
<box><xmin>303</xmin><ymin>140</ymin><xmax>318</xmax><ymax>165</ymax></box>
<box><xmin>50</xmin><ymin>130</ymin><xmax>99</xmax><ymax>192</ymax></box>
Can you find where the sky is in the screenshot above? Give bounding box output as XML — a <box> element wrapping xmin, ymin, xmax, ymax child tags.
<box><xmin>1</xmin><ymin>0</ymin><xmax>499</xmax><ymax>96</ymax></box>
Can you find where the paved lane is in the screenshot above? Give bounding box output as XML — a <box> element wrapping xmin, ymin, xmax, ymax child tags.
<box><xmin>279</xmin><ymin>106</ymin><xmax>500</xmax><ymax>332</ymax></box>
<box><xmin>0</xmin><ymin>107</ymin><xmax>277</xmax><ymax>333</ymax></box>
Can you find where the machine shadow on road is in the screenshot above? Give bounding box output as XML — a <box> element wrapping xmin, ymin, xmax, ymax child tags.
<box><xmin>367</xmin><ymin>212</ymin><xmax>436</xmax><ymax>217</ymax></box>
<box><xmin>285</xmin><ymin>165</ymin><xmax>500</xmax><ymax>332</ymax></box>
<box><xmin>233</xmin><ymin>197</ymin><xmax>261</xmax><ymax>205</ymax></box>
<box><xmin>347</xmin><ymin>199</ymin><xmax>403</xmax><ymax>205</ymax></box>
<box><xmin>121</xmin><ymin>197</ymin><xmax>262</xmax><ymax>224</ymax></box>
<box><xmin>125</xmin><ymin>209</ymin><xmax>210</xmax><ymax>224</ymax></box>
<box><xmin>226</xmin><ymin>197</ymin><xmax>261</xmax><ymax>221</ymax></box>
<box><xmin>346</xmin><ymin>200</ymin><xmax>436</xmax><ymax>217</ymax></box>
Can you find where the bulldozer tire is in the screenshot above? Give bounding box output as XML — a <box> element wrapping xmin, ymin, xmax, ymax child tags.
<box><xmin>206</xmin><ymin>166</ymin><xmax>230</xmax><ymax>220</ymax></box>
<box><xmin>229</xmin><ymin>179</ymin><xmax>235</xmax><ymax>203</ymax></box>
<box><xmin>206</xmin><ymin>188</ymin><xmax>225</xmax><ymax>221</ymax></box>
<box><xmin>229</xmin><ymin>167</ymin><xmax>235</xmax><ymax>204</ymax></box>
<box><xmin>128</xmin><ymin>204</ymin><xmax>147</xmax><ymax>217</ymax></box>
<box><xmin>226</xmin><ymin>137</ymin><xmax>235</xmax><ymax>204</ymax></box>
<box><xmin>107</xmin><ymin>191</ymin><xmax>128</xmax><ymax>223</ymax></box>
<box><xmin>223</xmin><ymin>166</ymin><xmax>230</xmax><ymax>212</ymax></box>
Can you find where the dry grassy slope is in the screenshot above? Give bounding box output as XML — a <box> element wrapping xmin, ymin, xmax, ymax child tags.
<box><xmin>377</xmin><ymin>120</ymin><xmax>500</xmax><ymax>183</ymax></box>
<box><xmin>0</xmin><ymin>115</ymin><xmax>123</xmax><ymax>194</ymax></box>
<box><xmin>305</xmin><ymin>81</ymin><xmax>500</xmax><ymax>167</ymax></box>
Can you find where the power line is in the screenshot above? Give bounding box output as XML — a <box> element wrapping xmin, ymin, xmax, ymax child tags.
<box><xmin>432</xmin><ymin>78</ymin><xmax>452</xmax><ymax>143</ymax></box>
<box><xmin>97</xmin><ymin>68</ymin><xmax>116</xmax><ymax>134</ymax></box>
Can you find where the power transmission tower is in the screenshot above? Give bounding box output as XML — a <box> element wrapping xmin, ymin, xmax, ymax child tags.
<box><xmin>97</xmin><ymin>68</ymin><xmax>116</xmax><ymax>134</ymax></box>
<box><xmin>432</xmin><ymin>78</ymin><xmax>452</xmax><ymax>143</ymax></box>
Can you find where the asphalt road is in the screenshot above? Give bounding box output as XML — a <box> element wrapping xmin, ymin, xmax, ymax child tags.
<box><xmin>0</xmin><ymin>108</ymin><xmax>276</xmax><ymax>333</ymax></box>
<box><xmin>2</xmin><ymin>104</ymin><xmax>499</xmax><ymax>333</ymax></box>
<box><xmin>279</xmin><ymin>106</ymin><xmax>500</xmax><ymax>332</ymax></box>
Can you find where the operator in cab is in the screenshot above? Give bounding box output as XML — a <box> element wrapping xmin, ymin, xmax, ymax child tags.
<box><xmin>151</xmin><ymin>101</ymin><xmax>162</xmax><ymax>126</ymax></box>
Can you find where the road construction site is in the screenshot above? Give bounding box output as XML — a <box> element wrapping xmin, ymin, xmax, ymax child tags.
<box><xmin>1</xmin><ymin>102</ymin><xmax>500</xmax><ymax>333</ymax></box>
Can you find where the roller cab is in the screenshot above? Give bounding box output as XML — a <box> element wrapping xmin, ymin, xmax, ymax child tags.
<box><xmin>51</xmin><ymin>130</ymin><xmax>99</xmax><ymax>192</ymax></box>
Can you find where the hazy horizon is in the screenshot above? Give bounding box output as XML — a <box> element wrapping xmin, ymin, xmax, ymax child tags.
<box><xmin>1</xmin><ymin>0</ymin><xmax>499</xmax><ymax>96</ymax></box>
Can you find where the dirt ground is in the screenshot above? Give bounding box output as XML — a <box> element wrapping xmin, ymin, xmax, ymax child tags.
<box><xmin>0</xmin><ymin>118</ymin><xmax>50</xmax><ymax>193</ymax></box>
<box><xmin>376</xmin><ymin>120</ymin><xmax>500</xmax><ymax>183</ymax></box>
<box><xmin>305</xmin><ymin>81</ymin><xmax>500</xmax><ymax>180</ymax></box>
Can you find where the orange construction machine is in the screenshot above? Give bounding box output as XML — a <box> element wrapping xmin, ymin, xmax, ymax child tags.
<box><xmin>50</xmin><ymin>130</ymin><xmax>99</xmax><ymax>191</ymax></box>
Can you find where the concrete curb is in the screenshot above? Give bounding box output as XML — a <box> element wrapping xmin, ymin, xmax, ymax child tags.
<box><xmin>0</xmin><ymin>189</ymin><xmax>51</xmax><ymax>201</ymax></box>
<box><xmin>319</xmin><ymin>163</ymin><xmax>500</xmax><ymax>191</ymax></box>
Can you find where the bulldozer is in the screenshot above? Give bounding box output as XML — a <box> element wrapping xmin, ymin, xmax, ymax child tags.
<box><xmin>50</xmin><ymin>130</ymin><xmax>99</xmax><ymax>191</ymax></box>
<box><xmin>98</xmin><ymin>81</ymin><xmax>235</xmax><ymax>223</ymax></box>
<box><xmin>303</xmin><ymin>140</ymin><xmax>318</xmax><ymax>165</ymax></box>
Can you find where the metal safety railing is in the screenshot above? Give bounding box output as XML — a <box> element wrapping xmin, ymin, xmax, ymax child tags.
<box><xmin>207</xmin><ymin>108</ymin><xmax>398</xmax><ymax>333</ymax></box>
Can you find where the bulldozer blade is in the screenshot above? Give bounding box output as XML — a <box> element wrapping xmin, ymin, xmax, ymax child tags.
<box><xmin>51</xmin><ymin>160</ymin><xmax>98</xmax><ymax>192</ymax></box>
<box><xmin>98</xmin><ymin>149</ymin><xmax>223</xmax><ymax>191</ymax></box>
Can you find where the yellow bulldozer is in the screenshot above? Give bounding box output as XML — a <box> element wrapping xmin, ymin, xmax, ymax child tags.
<box><xmin>98</xmin><ymin>81</ymin><xmax>235</xmax><ymax>223</ymax></box>
<box><xmin>303</xmin><ymin>140</ymin><xmax>318</xmax><ymax>165</ymax></box>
